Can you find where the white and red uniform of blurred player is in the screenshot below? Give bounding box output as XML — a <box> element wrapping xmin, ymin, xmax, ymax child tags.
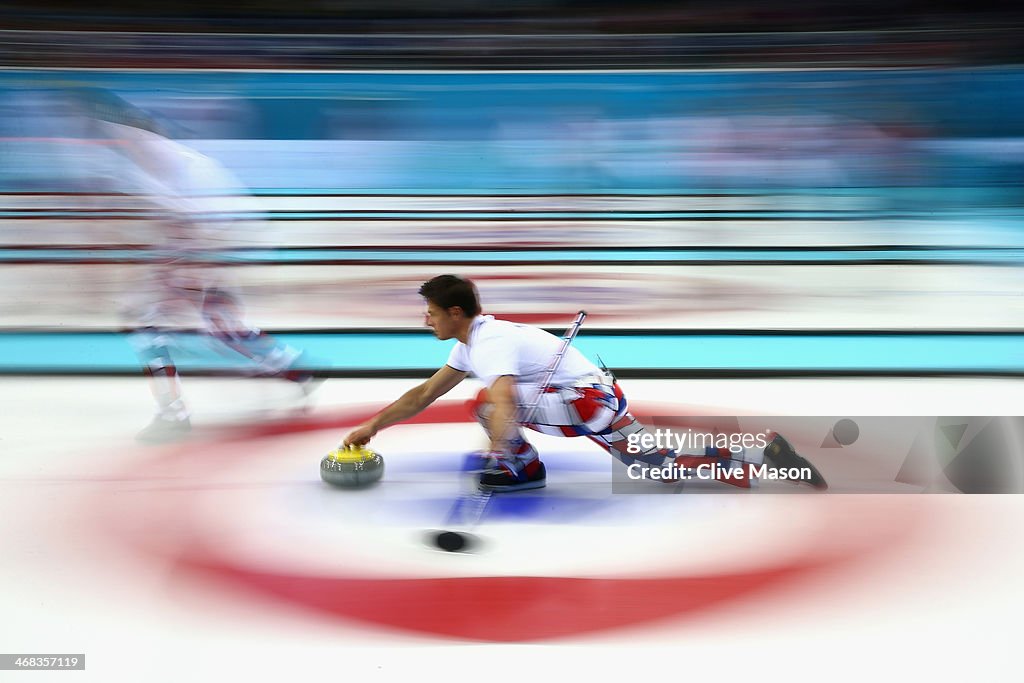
<box><xmin>100</xmin><ymin>121</ymin><xmax>308</xmax><ymax>424</ymax></box>
<box><xmin>450</xmin><ymin>315</ymin><xmax>760</xmax><ymax>485</ymax></box>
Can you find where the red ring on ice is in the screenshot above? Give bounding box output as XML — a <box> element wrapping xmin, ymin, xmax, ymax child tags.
<box><xmin>96</xmin><ymin>400</ymin><xmax>927</xmax><ymax>642</ymax></box>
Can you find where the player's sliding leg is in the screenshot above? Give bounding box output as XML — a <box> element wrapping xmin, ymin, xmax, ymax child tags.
<box><xmin>503</xmin><ymin>373</ymin><xmax>747</xmax><ymax>486</ymax></box>
<box><xmin>584</xmin><ymin>412</ymin><xmax>759</xmax><ymax>489</ymax></box>
<box><xmin>518</xmin><ymin>374</ymin><xmax>826</xmax><ymax>489</ymax></box>
<box><xmin>588</xmin><ymin>415</ymin><xmax>828</xmax><ymax>490</ymax></box>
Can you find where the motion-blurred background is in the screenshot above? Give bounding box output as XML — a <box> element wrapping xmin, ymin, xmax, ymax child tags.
<box><xmin>2</xmin><ymin>1</ymin><xmax>1023</xmax><ymax>378</ymax></box>
<box><xmin>1</xmin><ymin>3</ymin><xmax>1023</xmax><ymax>677</ymax></box>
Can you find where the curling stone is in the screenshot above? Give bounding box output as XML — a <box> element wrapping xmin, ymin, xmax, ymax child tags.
<box><xmin>320</xmin><ymin>445</ymin><xmax>385</xmax><ymax>488</ymax></box>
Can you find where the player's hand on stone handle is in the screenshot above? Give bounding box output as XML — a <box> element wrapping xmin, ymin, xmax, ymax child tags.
<box><xmin>343</xmin><ymin>423</ymin><xmax>377</xmax><ymax>448</ymax></box>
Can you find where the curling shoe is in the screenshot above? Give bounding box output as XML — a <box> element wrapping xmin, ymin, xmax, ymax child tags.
<box><xmin>763</xmin><ymin>433</ymin><xmax>828</xmax><ymax>490</ymax></box>
<box><xmin>136</xmin><ymin>415</ymin><xmax>191</xmax><ymax>444</ymax></box>
<box><xmin>478</xmin><ymin>449</ymin><xmax>547</xmax><ymax>492</ymax></box>
<box><xmin>282</xmin><ymin>352</ymin><xmax>324</xmax><ymax>397</ymax></box>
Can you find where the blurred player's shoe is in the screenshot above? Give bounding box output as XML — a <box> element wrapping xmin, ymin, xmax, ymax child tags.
<box><xmin>478</xmin><ymin>449</ymin><xmax>546</xmax><ymax>492</ymax></box>
<box><xmin>282</xmin><ymin>353</ymin><xmax>324</xmax><ymax>401</ymax></box>
<box><xmin>296</xmin><ymin>373</ymin><xmax>325</xmax><ymax>398</ymax></box>
<box><xmin>136</xmin><ymin>415</ymin><xmax>191</xmax><ymax>444</ymax></box>
<box><xmin>763</xmin><ymin>433</ymin><xmax>828</xmax><ymax>490</ymax></box>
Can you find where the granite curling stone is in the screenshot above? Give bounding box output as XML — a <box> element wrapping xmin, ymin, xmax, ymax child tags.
<box><xmin>320</xmin><ymin>445</ymin><xmax>385</xmax><ymax>488</ymax></box>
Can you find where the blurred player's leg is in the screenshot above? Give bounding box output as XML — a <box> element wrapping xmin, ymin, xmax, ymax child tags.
<box><xmin>200</xmin><ymin>287</ymin><xmax>320</xmax><ymax>396</ymax></box>
<box><xmin>133</xmin><ymin>330</ymin><xmax>192</xmax><ymax>443</ymax></box>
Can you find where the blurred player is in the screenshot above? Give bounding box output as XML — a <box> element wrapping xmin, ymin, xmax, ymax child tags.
<box><xmin>343</xmin><ymin>274</ymin><xmax>827</xmax><ymax>491</ymax></box>
<box><xmin>71</xmin><ymin>88</ymin><xmax>317</xmax><ymax>443</ymax></box>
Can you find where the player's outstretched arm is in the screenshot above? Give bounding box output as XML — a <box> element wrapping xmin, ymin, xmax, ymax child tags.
<box><xmin>342</xmin><ymin>365</ymin><xmax>467</xmax><ymax>446</ymax></box>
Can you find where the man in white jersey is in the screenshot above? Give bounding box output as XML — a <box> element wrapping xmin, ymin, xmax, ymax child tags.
<box><xmin>73</xmin><ymin>88</ymin><xmax>316</xmax><ymax>443</ymax></box>
<box><xmin>344</xmin><ymin>275</ymin><xmax>828</xmax><ymax>492</ymax></box>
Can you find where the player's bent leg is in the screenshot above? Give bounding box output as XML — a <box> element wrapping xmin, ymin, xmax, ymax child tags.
<box><xmin>470</xmin><ymin>374</ymin><xmax>628</xmax><ymax>492</ymax></box>
<box><xmin>468</xmin><ymin>388</ymin><xmax>546</xmax><ymax>492</ymax></box>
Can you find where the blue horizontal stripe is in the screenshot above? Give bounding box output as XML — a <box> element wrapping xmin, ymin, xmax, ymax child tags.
<box><xmin>0</xmin><ymin>248</ymin><xmax>1021</xmax><ymax>265</ymax></box>
<box><xmin>0</xmin><ymin>211</ymin><xmax>923</xmax><ymax>220</ymax></box>
<box><xmin>0</xmin><ymin>332</ymin><xmax>1021</xmax><ymax>373</ymax></box>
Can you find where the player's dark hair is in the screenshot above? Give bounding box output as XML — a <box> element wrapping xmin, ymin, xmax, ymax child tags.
<box><xmin>418</xmin><ymin>275</ymin><xmax>481</xmax><ymax>317</ymax></box>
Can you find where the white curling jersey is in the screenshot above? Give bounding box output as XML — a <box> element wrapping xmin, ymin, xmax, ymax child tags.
<box><xmin>446</xmin><ymin>315</ymin><xmax>600</xmax><ymax>397</ymax></box>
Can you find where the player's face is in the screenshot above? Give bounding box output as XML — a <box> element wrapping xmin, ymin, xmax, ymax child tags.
<box><xmin>424</xmin><ymin>301</ymin><xmax>456</xmax><ymax>340</ymax></box>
